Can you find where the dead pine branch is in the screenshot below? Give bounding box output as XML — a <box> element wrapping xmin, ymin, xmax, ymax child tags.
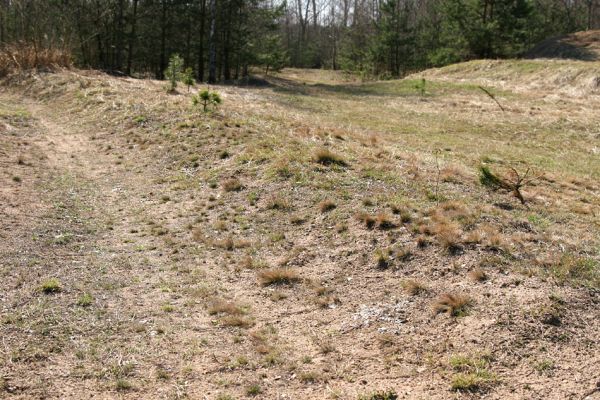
<box><xmin>478</xmin><ymin>86</ymin><xmax>505</xmax><ymax>112</ymax></box>
<box><xmin>434</xmin><ymin>148</ymin><xmax>441</xmax><ymax>204</ymax></box>
<box><xmin>506</xmin><ymin>166</ymin><xmax>534</xmax><ymax>205</ymax></box>
<box><xmin>479</xmin><ymin>164</ymin><xmax>541</xmax><ymax>205</ymax></box>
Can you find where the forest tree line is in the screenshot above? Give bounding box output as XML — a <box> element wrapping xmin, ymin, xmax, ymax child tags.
<box><xmin>0</xmin><ymin>0</ymin><xmax>598</xmax><ymax>81</ymax></box>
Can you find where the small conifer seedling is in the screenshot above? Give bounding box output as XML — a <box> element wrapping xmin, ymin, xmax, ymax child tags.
<box><xmin>192</xmin><ymin>89</ymin><xmax>222</xmax><ymax>112</ymax></box>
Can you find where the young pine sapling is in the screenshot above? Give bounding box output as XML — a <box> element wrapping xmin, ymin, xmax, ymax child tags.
<box><xmin>182</xmin><ymin>67</ymin><xmax>195</xmax><ymax>92</ymax></box>
<box><xmin>164</xmin><ymin>54</ymin><xmax>184</xmax><ymax>92</ymax></box>
<box><xmin>415</xmin><ymin>78</ymin><xmax>427</xmax><ymax>96</ymax></box>
<box><xmin>192</xmin><ymin>89</ymin><xmax>222</xmax><ymax>112</ymax></box>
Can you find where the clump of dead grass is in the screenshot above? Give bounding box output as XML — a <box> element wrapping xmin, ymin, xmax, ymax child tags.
<box><xmin>375</xmin><ymin>213</ymin><xmax>396</xmax><ymax>230</ymax></box>
<box><xmin>468</xmin><ymin>267</ymin><xmax>488</xmax><ymax>282</ymax></box>
<box><xmin>433</xmin><ymin>293</ymin><xmax>472</xmax><ymax>317</ymax></box>
<box><xmin>313</xmin><ymin>148</ymin><xmax>347</xmax><ymax>166</ymax></box>
<box><xmin>356</xmin><ymin>211</ymin><xmax>376</xmax><ymax>229</ymax></box>
<box><xmin>258</xmin><ymin>268</ymin><xmax>301</xmax><ymax>286</ymax></box>
<box><xmin>266</xmin><ymin>196</ymin><xmax>291</xmax><ymax>210</ymax></box>
<box><xmin>318</xmin><ymin>199</ymin><xmax>336</xmax><ymax>212</ymax></box>
<box><xmin>220</xmin><ymin>315</ymin><xmax>254</xmax><ymax>328</ymax></box>
<box><xmin>356</xmin><ymin>211</ymin><xmax>397</xmax><ymax>230</ymax></box>
<box><xmin>222</xmin><ymin>178</ymin><xmax>243</xmax><ymax>192</ymax></box>
<box><xmin>402</xmin><ymin>279</ymin><xmax>427</xmax><ymax>295</ymax></box>
<box><xmin>208</xmin><ymin>299</ymin><xmax>245</xmax><ymax>315</ymax></box>
<box><xmin>441</xmin><ymin>164</ymin><xmax>470</xmax><ymax>184</ymax></box>
<box><xmin>213</xmin><ymin>236</ymin><xmax>251</xmax><ymax>250</ymax></box>
<box><xmin>374</xmin><ymin>248</ymin><xmax>391</xmax><ymax>269</ymax></box>
<box><xmin>208</xmin><ymin>299</ymin><xmax>253</xmax><ymax>328</ymax></box>
<box><xmin>434</xmin><ymin>221</ymin><xmax>463</xmax><ymax>254</ymax></box>
<box><xmin>192</xmin><ymin>228</ymin><xmax>205</xmax><ymax>242</ymax></box>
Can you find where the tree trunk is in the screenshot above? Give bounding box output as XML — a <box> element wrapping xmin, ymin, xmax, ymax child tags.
<box><xmin>186</xmin><ymin>9</ymin><xmax>192</xmax><ymax>66</ymax></box>
<box><xmin>197</xmin><ymin>0</ymin><xmax>206</xmax><ymax>82</ymax></box>
<box><xmin>159</xmin><ymin>0</ymin><xmax>168</xmax><ymax>79</ymax></box>
<box><xmin>223</xmin><ymin>0</ymin><xmax>232</xmax><ymax>81</ymax></box>
<box><xmin>126</xmin><ymin>0</ymin><xmax>138</xmax><ymax>76</ymax></box>
<box><xmin>114</xmin><ymin>0</ymin><xmax>125</xmax><ymax>71</ymax></box>
<box><xmin>0</xmin><ymin>0</ymin><xmax>6</xmax><ymax>44</ymax></box>
<box><xmin>208</xmin><ymin>0</ymin><xmax>217</xmax><ymax>83</ymax></box>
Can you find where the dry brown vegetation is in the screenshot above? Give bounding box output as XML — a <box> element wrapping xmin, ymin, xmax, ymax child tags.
<box><xmin>222</xmin><ymin>177</ymin><xmax>243</xmax><ymax>192</ymax></box>
<box><xmin>401</xmin><ymin>279</ymin><xmax>427</xmax><ymax>295</ymax></box>
<box><xmin>433</xmin><ymin>293</ymin><xmax>473</xmax><ymax>317</ymax></box>
<box><xmin>468</xmin><ymin>267</ymin><xmax>488</xmax><ymax>282</ymax></box>
<box><xmin>318</xmin><ymin>199</ymin><xmax>336</xmax><ymax>212</ymax></box>
<box><xmin>313</xmin><ymin>147</ymin><xmax>347</xmax><ymax>166</ymax></box>
<box><xmin>0</xmin><ymin>44</ymin><xmax>72</xmax><ymax>77</ymax></box>
<box><xmin>0</xmin><ymin>61</ymin><xmax>598</xmax><ymax>399</ymax></box>
<box><xmin>258</xmin><ymin>268</ymin><xmax>301</xmax><ymax>286</ymax></box>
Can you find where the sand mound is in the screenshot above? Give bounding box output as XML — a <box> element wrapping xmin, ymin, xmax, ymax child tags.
<box><xmin>414</xmin><ymin>59</ymin><xmax>600</xmax><ymax>96</ymax></box>
<box><xmin>525</xmin><ymin>30</ymin><xmax>600</xmax><ymax>61</ymax></box>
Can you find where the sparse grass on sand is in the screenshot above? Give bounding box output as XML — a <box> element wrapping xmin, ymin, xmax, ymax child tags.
<box><xmin>1</xmin><ymin>59</ymin><xmax>598</xmax><ymax>399</ymax></box>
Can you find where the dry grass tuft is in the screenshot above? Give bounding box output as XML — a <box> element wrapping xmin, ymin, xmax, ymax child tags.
<box><xmin>468</xmin><ymin>267</ymin><xmax>488</xmax><ymax>282</ymax></box>
<box><xmin>290</xmin><ymin>214</ymin><xmax>307</xmax><ymax>224</ymax></box>
<box><xmin>314</xmin><ymin>148</ymin><xmax>347</xmax><ymax>166</ymax></box>
<box><xmin>313</xmin><ymin>283</ymin><xmax>340</xmax><ymax>308</ymax></box>
<box><xmin>433</xmin><ymin>221</ymin><xmax>463</xmax><ymax>254</ymax></box>
<box><xmin>416</xmin><ymin>235</ymin><xmax>430</xmax><ymax>248</ymax></box>
<box><xmin>375</xmin><ymin>213</ymin><xmax>396</xmax><ymax>230</ymax></box>
<box><xmin>214</xmin><ymin>236</ymin><xmax>235</xmax><ymax>250</ymax></box>
<box><xmin>402</xmin><ymin>279</ymin><xmax>427</xmax><ymax>295</ymax></box>
<box><xmin>433</xmin><ymin>293</ymin><xmax>472</xmax><ymax>317</ymax></box>
<box><xmin>266</xmin><ymin>196</ymin><xmax>291</xmax><ymax>210</ymax></box>
<box><xmin>374</xmin><ymin>248</ymin><xmax>391</xmax><ymax>269</ymax></box>
<box><xmin>464</xmin><ymin>229</ymin><xmax>484</xmax><ymax>244</ymax></box>
<box><xmin>441</xmin><ymin>165</ymin><xmax>469</xmax><ymax>184</ymax></box>
<box><xmin>487</xmin><ymin>232</ymin><xmax>506</xmax><ymax>251</ymax></box>
<box><xmin>355</xmin><ymin>211</ymin><xmax>376</xmax><ymax>229</ymax></box>
<box><xmin>258</xmin><ymin>268</ymin><xmax>301</xmax><ymax>286</ymax></box>
<box><xmin>377</xmin><ymin>333</ymin><xmax>398</xmax><ymax>349</ymax></box>
<box><xmin>220</xmin><ymin>315</ymin><xmax>254</xmax><ymax>328</ymax></box>
<box><xmin>222</xmin><ymin>178</ymin><xmax>243</xmax><ymax>192</ymax></box>
<box><xmin>318</xmin><ymin>199</ymin><xmax>337</xmax><ymax>212</ymax></box>
<box><xmin>208</xmin><ymin>299</ymin><xmax>245</xmax><ymax>315</ymax></box>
